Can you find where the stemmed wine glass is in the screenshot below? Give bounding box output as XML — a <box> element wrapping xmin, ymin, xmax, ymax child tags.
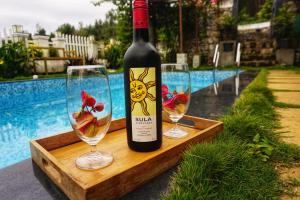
<box><xmin>161</xmin><ymin>63</ymin><xmax>191</xmax><ymax>138</ymax></box>
<box><xmin>66</xmin><ymin>65</ymin><xmax>113</xmax><ymax>170</ymax></box>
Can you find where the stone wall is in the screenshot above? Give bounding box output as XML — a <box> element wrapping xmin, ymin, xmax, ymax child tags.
<box><xmin>203</xmin><ymin>6</ymin><xmax>220</xmax><ymax>64</ymax></box>
<box><xmin>189</xmin><ymin>0</ymin><xmax>300</xmax><ymax>66</ymax></box>
<box><xmin>238</xmin><ymin>22</ymin><xmax>276</xmax><ymax>66</ymax></box>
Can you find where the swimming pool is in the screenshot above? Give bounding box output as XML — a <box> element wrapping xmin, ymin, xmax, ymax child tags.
<box><xmin>0</xmin><ymin>70</ymin><xmax>239</xmax><ymax>169</ymax></box>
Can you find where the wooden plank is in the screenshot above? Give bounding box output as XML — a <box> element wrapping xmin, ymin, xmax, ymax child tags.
<box><xmin>44</xmin><ymin>59</ymin><xmax>48</xmax><ymax>75</ymax></box>
<box><xmin>34</xmin><ymin>57</ymin><xmax>83</xmax><ymax>61</ymax></box>
<box><xmin>31</xmin><ymin>116</ymin><xmax>223</xmax><ymax>200</ymax></box>
<box><xmin>31</xmin><ymin>47</ymin><xmax>65</xmax><ymax>51</ymax></box>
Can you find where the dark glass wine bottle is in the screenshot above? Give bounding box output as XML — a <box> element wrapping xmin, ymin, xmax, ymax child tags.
<box><xmin>124</xmin><ymin>0</ymin><xmax>162</xmax><ymax>152</ymax></box>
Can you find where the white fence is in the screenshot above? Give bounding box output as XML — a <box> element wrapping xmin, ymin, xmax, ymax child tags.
<box><xmin>56</xmin><ymin>32</ymin><xmax>97</xmax><ymax>59</ymax></box>
<box><xmin>0</xmin><ymin>29</ymin><xmax>98</xmax><ymax>59</ymax></box>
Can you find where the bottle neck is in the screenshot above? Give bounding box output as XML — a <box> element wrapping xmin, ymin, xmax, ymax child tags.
<box><xmin>132</xmin><ymin>0</ymin><xmax>149</xmax><ymax>42</ymax></box>
<box><xmin>133</xmin><ymin>28</ymin><xmax>149</xmax><ymax>42</ymax></box>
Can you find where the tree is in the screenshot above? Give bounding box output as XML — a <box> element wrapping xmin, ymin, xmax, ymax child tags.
<box><xmin>0</xmin><ymin>42</ymin><xmax>31</xmax><ymax>78</ymax></box>
<box><xmin>35</xmin><ymin>24</ymin><xmax>47</xmax><ymax>36</ymax></box>
<box><xmin>93</xmin><ymin>0</ymin><xmax>132</xmax><ymax>56</ymax></box>
<box><xmin>37</xmin><ymin>28</ymin><xmax>46</xmax><ymax>36</ymax></box>
<box><xmin>57</xmin><ymin>23</ymin><xmax>76</xmax><ymax>35</ymax></box>
<box><xmin>49</xmin><ymin>32</ymin><xmax>55</xmax><ymax>41</ymax></box>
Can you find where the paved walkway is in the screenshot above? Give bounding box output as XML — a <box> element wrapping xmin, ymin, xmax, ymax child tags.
<box><xmin>268</xmin><ymin>70</ymin><xmax>300</xmax><ymax>145</ymax></box>
<box><xmin>268</xmin><ymin>70</ymin><xmax>300</xmax><ymax>200</ymax></box>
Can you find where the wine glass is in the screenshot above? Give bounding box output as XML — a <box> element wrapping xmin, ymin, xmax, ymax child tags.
<box><xmin>161</xmin><ymin>63</ymin><xmax>191</xmax><ymax>138</ymax></box>
<box><xmin>66</xmin><ymin>65</ymin><xmax>113</xmax><ymax>170</ymax></box>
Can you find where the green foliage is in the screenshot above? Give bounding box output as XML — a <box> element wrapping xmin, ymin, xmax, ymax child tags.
<box><xmin>238</xmin><ymin>0</ymin><xmax>273</xmax><ymax>24</ymax></box>
<box><xmin>28</xmin><ymin>45</ymin><xmax>43</xmax><ymax>59</ymax></box>
<box><xmin>49</xmin><ymin>47</ymin><xmax>59</xmax><ymax>57</ymax></box>
<box><xmin>238</xmin><ymin>8</ymin><xmax>256</xmax><ymax>24</ymax></box>
<box><xmin>155</xmin><ymin>2</ymin><xmax>180</xmax><ymax>62</ymax></box>
<box><xmin>114</xmin><ymin>1</ymin><xmax>132</xmax><ymax>54</ymax></box>
<box><xmin>104</xmin><ymin>42</ymin><xmax>123</xmax><ymax>69</ymax></box>
<box><xmin>37</xmin><ymin>28</ymin><xmax>46</xmax><ymax>36</ymax></box>
<box><xmin>163</xmin><ymin>139</ymin><xmax>280</xmax><ymax>200</ymax></box>
<box><xmin>292</xmin><ymin>15</ymin><xmax>300</xmax><ymax>38</ymax></box>
<box><xmin>274</xmin><ymin>102</ymin><xmax>300</xmax><ymax>108</ymax></box>
<box><xmin>0</xmin><ymin>42</ymin><xmax>31</xmax><ymax>78</ymax></box>
<box><xmin>57</xmin><ymin>23</ymin><xmax>76</xmax><ymax>35</ymax></box>
<box><xmin>256</xmin><ymin>0</ymin><xmax>273</xmax><ymax>21</ymax></box>
<box><xmin>248</xmin><ymin>134</ymin><xmax>273</xmax><ymax>162</ymax></box>
<box><xmin>94</xmin><ymin>0</ymin><xmax>204</xmax><ymax>63</ymax></box>
<box><xmin>163</xmin><ymin>69</ymin><xmax>300</xmax><ymax>199</ymax></box>
<box><xmin>93</xmin><ymin>0</ymin><xmax>131</xmax><ymax>61</ymax></box>
<box><xmin>49</xmin><ymin>32</ymin><xmax>55</xmax><ymax>41</ymax></box>
<box><xmin>76</xmin><ymin>11</ymin><xmax>117</xmax><ymax>41</ymax></box>
<box><xmin>271</xmin><ymin>142</ymin><xmax>300</xmax><ymax>163</ymax></box>
<box><xmin>273</xmin><ymin>5</ymin><xmax>295</xmax><ymax>38</ymax></box>
<box><xmin>218</xmin><ymin>14</ymin><xmax>237</xmax><ymax>29</ymax></box>
<box><xmin>221</xmin><ymin>110</ymin><xmax>276</xmax><ymax>142</ymax></box>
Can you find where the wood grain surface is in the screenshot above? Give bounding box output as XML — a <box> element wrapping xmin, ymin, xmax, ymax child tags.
<box><xmin>30</xmin><ymin>116</ymin><xmax>223</xmax><ymax>200</ymax></box>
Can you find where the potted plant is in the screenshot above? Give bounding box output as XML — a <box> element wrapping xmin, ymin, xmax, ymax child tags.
<box><xmin>218</xmin><ymin>13</ymin><xmax>238</xmax><ymax>41</ymax></box>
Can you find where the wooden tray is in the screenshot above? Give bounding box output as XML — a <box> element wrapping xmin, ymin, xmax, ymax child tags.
<box><xmin>30</xmin><ymin>115</ymin><xmax>223</xmax><ymax>200</ymax></box>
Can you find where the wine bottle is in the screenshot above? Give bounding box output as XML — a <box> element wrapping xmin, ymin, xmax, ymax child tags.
<box><xmin>124</xmin><ymin>0</ymin><xmax>162</xmax><ymax>152</ymax></box>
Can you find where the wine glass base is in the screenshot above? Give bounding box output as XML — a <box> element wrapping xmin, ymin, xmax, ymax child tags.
<box><xmin>75</xmin><ymin>151</ymin><xmax>113</xmax><ymax>170</ymax></box>
<box><xmin>163</xmin><ymin>128</ymin><xmax>188</xmax><ymax>139</ymax></box>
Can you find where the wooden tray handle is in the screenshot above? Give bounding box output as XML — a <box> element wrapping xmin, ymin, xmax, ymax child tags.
<box><xmin>41</xmin><ymin>157</ymin><xmax>63</xmax><ymax>184</ymax></box>
<box><xmin>162</xmin><ymin>112</ymin><xmax>218</xmax><ymax>130</ymax></box>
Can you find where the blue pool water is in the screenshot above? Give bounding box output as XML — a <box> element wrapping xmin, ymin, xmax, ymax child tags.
<box><xmin>0</xmin><ymin>70</ymin><xmax>239</xmax><ymax>169</ymax></box>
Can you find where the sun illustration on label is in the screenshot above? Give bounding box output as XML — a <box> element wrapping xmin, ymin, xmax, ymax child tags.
<box><xmin>130</xmin><ymin>68</ymin><xmax>156</xmax><ymax>116</ymax></box>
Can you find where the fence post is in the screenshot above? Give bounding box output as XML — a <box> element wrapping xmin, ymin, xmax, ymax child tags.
<box><xmin>44</xmin><ymin>59</ymin><xmax>48</xmax><ymax>75</ymax></box>
<box><xmin>88</xmin><ymin>36</ymin><xmax>97</xmax><ymax>59</ymax></box>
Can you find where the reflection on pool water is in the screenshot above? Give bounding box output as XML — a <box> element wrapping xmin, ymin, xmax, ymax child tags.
<box><xmin>0</xmin><ymin>70</ymin><xmax>240</xmax><ymax>169</ymax></box>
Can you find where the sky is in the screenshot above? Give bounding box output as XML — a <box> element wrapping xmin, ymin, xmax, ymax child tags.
<box><xmin>0</xmin><ymin>0</ymin><xmax>116</xmax><ymax>36</ymax></box>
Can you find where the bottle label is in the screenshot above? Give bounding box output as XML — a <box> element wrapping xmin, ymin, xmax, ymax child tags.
<box><xmin>133</xmin><ymin>0</ymin><xmax>149</xmax><ymax>29</ymax></box>
<box><xmin>130</xmin><ymin>67</ymin><xmax>157</xmax><ymax>142</ymax></box>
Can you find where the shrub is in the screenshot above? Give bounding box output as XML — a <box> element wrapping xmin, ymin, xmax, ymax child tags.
<box><xmin>49</xmin><ymin>47</ymin><xmax>59</xmax><ymax>57</ymax></box>
<box><xmin>0</xmin><ymin>42</ymin><xmax>31</xmax><ymax>78</ymax></box>
<box><xmin>28</xmin><ymin>45</ymin><xmax>43</xmax><ymax>59</ymax></box>
<box><xmin>292</xmin><ymin>15</ymin><xmax>300</xmax><ymax>38</ymax></box>
<box><xmin>273</xmin><ymin>5</ymin><xmax>295</xmax><ymax>39</ymax></box>
<box><xmin>104</xmin><ymin>42</ymin><xmax>123</xmax><ymax>69</ymax></box>
<box><xmin>256</xmin><ymin>0</ymin><xmax>273</xmax><ymax>21</ymax></box>
<box><xmin>218</xmin><ymin>14</ymin><xmax>237</xmax><ymax>30</ymax></box>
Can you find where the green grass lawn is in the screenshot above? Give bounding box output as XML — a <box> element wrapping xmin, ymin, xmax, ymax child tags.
<box><xmin>163</xmin><ymin>69</ymin><xmax>300</xmax><ymax>199</ymax></box>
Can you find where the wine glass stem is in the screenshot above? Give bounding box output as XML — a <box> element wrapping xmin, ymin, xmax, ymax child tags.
<box><xmin>174</xmin><ymin>122</ymin><xmax>178</xmax><ymax>130</ymax></box>
<box><xmin>91</xmin><ymin>145</ymin><xmax>97</xmax><ymax>153</ymax></box>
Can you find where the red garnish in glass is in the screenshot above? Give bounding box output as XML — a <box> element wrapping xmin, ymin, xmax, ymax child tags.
<box><xmin>81</xmin><ymin>90</ymin><xmax>96</xmax><ymax>108</ymax></box>
<box><xmin>162</xmin><ymin>87</ymin><xmax>189</xmax><ymax>110</ymax></box>
<box><xmin>163</xmin><ymin>98</ymin><xmax>176</xmax><ymax>109</ymax></box>
<box><xmin>174</xmin><ymin>93</ymin><xmax>188</xmax><ymax>104</ymax></box>
<box><xmin>74</xmin><ymin>90</ymin><xmax>105</xmax><ymax>135</ymax></box>
<box><xmin>94</xmin><ymin>103</ymin><xmax>104</xmax><ymax>112</ymax></box>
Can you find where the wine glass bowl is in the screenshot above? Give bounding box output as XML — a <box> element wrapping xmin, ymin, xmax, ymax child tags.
<box><xmin>161</xmin><ymin>64</ymin><xmax>191</xmax><ymax>138</ymax></box>
<box><xmin>66</xmin><ymin>65</ymin><xmax>113</xmax><ymax>170</ymax></box>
